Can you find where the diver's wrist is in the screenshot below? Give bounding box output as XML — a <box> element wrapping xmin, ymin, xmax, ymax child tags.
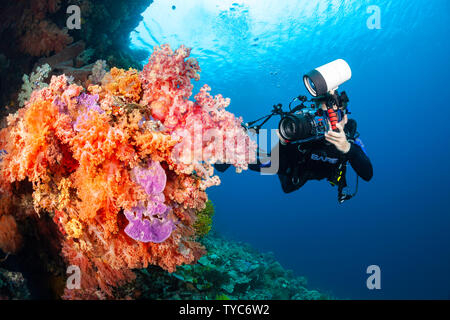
<box><xmin>342</xmin><ymin>141</ymin><xmax>351</xmax><ymax>154</ymax></box>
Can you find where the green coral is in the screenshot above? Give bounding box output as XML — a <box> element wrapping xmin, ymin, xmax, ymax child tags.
<box><xmin>17</xmin><ymin>64</ymin><xmax>51</xmax><ymax>107</ymax></box>
<box><xmin>194</xmin><ymin>200</ymin><xmax>215</xmax><ymax>237</ymax></box>
<box><xmin>215</xmin><ymin>293</ymin><xmax>231</xmax><ymax>300</ymax></box>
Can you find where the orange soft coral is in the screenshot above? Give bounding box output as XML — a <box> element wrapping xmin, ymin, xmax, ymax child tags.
<box><xmin>1</xmin><ymin>99</ymin><xmax>60</xmax><ymax>184</ymax></box>
<box><xmin>72</xmin><ymin>160</ymin><xmax>142</xmax><ymax>238</ymax></box>
<box><xmin>101</xmin><ymin>67</ymin><xmax>142</xmax><ymax>103</ymax></box>
<box><xmin>133</xmin><ymin>130</ymin><xmax>178</xmax><ymax>164</ymax></box>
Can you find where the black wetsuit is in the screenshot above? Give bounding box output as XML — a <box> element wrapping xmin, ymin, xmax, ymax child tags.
<box><xmin>215</xmin><ymin>119</ymin><xmax>373</xmax><ymax>199</ymax></box>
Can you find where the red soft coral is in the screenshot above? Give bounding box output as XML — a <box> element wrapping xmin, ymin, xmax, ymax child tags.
<box><xmin>0</xmin><ymin>215</ymin><xmax>23</xmax><ymax>254</ymax></box>
<box><xmin>20</xmin><ymin>20</ymin><xmax>73</xmax><ymax>57</ymax></box>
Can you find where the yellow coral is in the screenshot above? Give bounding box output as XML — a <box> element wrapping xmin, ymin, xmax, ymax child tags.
<box><xmin>102</xmin><ymin>67</ymin><xmax>142</xmax><ymax>103</ymax></box>
<box><xmin>65</xmin><ymin>218</ymin><xmax>83</xmax><ymax>239</ymax></box>
<box><xmin>193</xmin><ymin>200</ymin><xmax>215</xmax><ymax>237</ymax></box>
<box><xmin>57</xmin><ymin>178</ymin><xmax>71</xmax><ymax>210</ymax></box>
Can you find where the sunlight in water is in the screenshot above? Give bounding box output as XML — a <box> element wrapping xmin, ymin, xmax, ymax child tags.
<box><xmin>130</xmin><ymin>0</ymin><xmax>360</xmax><ymax>64</ymax></box>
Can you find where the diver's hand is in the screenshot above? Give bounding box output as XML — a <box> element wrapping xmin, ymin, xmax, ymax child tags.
<box><xmin>325</xmin><ymin>121</ymin><xmax>351</xmax><ymax>154</ymax></box>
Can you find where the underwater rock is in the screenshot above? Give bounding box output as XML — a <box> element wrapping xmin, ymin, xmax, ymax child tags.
<box><xmin>33</xmin><ymin>41</ymin><xmax>96</xmax><ymax>86</ymax></box>
<box><xmin>0</xmin><ymin>54</ymin><xmax>9</xmax><ymax>71</ymax></box>
<box><xmin>0</xmin><ymin>268</ymin><xmax>30</xmax><ymax>300</ymax></box>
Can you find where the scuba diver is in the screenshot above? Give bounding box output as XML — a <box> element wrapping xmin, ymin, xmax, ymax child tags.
<box><xmin>215</xmin><ymin>59</ymin><xmax>373</xmax><ymax>203</ymax></box>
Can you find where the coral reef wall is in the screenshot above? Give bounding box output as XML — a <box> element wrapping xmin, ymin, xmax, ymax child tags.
<box><xmin>0</xmin><ymin>43</ymin><xmax>257</xmax><ymax>299</ymax></box>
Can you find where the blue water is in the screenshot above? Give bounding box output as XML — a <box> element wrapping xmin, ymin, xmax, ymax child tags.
<box><xmin>130</xmin><ymin>0</ymin><xmax>450</xmax><ymax>299</ymax></box>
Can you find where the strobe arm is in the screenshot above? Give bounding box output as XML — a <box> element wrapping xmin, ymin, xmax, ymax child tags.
<box><xmin>244</xmin><ymin>104</ymin><xmax>284</xmax><ymax>133</ymax></box>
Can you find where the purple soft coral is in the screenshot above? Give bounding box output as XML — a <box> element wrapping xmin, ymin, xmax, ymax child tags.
<box><xmin>73</xmin><ymin>93</ymin><xmax>105</xmax><ymax>131</ymax></box>
<box><xmin>77</xmin><ymin>93</ymin><xmax>104</xmax><ymax>114</ymax></box>
<box><xmin>124</xmin><ymin>204</ymin><xmax>173</xmax><ymax>243</ymax></box>
<box><xmin>124</xmin><ymin>160</ymin><xmax>174</xmax><ymax>243</ymax></box>
<box><xmin>53</xmin><ymin>97</ymin><xmax>68</xmax><ymax>113</ymax></box>
<box><xmin>133</xmin><ymin>160</ymin><xmax>167</xmax><ymax>195</ymax></box>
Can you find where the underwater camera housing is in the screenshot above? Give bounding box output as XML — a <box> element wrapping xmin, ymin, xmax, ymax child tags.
<box><xmin>277</xmin><ymin>90</ymin><xmax>349</xmax><ymax>144</ymax></box>
<box><xmin>245</xmin><ymin>59</ymin><xmax>351</xmax><ymax>145</ymax></box>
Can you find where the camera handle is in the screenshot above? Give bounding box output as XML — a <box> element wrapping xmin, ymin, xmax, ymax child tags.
<box><xmin>327</xmin><ymin>107</ymin><xmax>340</xmax><ymax>132</ymax></box>
<box><xmin>321</xmin><ymin>91</ymin><xmax>342</xmax><ymax>132</ymax></box>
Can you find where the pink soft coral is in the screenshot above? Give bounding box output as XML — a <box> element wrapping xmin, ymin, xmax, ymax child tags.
<box><xmin>140</xmin><ymin>44</ymin><xmax>257</xmax><ymax>186</ymax></box>
<box><xmin>139</xmin><ymin>44</ymin><xmax>200</xmax><ymax>125</ymax></box>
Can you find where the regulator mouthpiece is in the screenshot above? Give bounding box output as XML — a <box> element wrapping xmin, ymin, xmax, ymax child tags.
<box><xmin>303</xmin><ymin>59</ymin><xmax>352</xmax><ymax>97</ymax></box>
